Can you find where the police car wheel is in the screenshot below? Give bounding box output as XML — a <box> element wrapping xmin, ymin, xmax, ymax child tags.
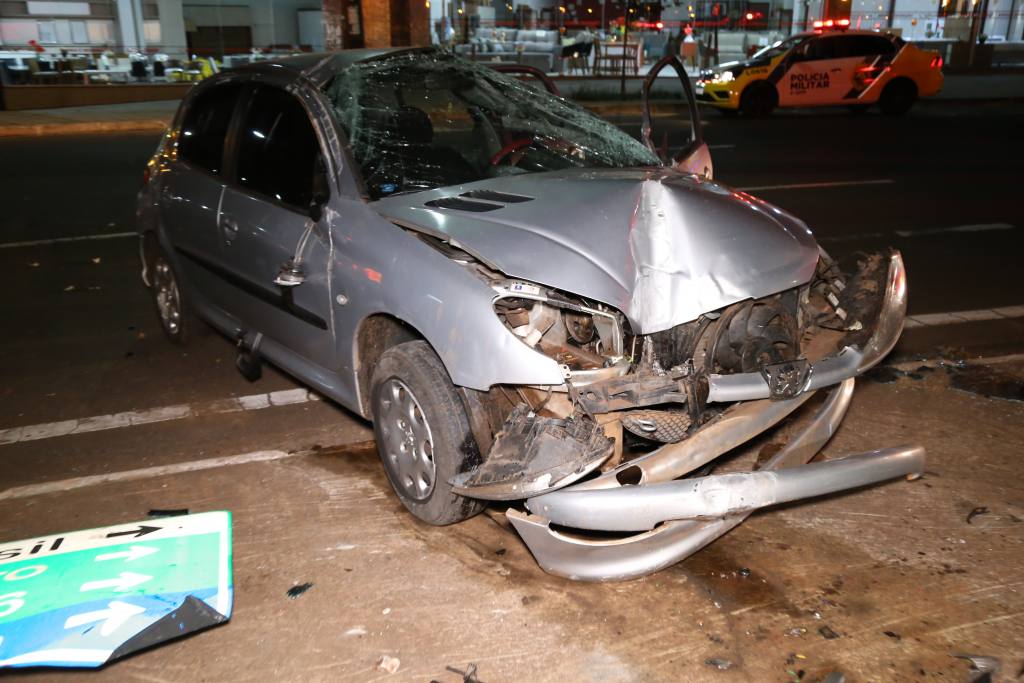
<box><xmin>879</xmin><ymin>79</ymin><xmax>917</xmax><ymax>116</ymax></box>
<box><xmin>740</xmin><ymin>83</ymin><xmax>777</xmax><ymax>117</ymax></box>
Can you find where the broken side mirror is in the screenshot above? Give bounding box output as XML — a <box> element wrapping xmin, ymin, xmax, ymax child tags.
<box><xmin>641</xmin><ymin>55</ymin><xmax>713</xmax><ymax>179</ymax></box>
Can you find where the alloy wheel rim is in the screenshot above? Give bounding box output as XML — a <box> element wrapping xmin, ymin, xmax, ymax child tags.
<box><xmin>376</xmin><ymin>378</ymin><xmax>436</xmax><ymax>501</ymax></box>
<box><xmin>153</xmin><ymin>257</ymin><xmax>182</xmax><ymax>336</ymax></box>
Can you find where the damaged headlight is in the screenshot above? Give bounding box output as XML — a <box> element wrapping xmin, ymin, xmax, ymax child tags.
<box><xmin>492</xmin><ymin>280</ymin><xmax>627</xmax><ymax>372</ymax></box>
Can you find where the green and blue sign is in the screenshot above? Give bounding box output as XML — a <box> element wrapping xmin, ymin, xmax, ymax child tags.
<box><xmin>0</xmin><ymin>511</ymin><xmax>232</xmax><ymax>668</ymax></box>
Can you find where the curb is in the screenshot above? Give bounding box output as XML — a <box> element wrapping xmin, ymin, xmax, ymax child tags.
<box><xmin>0</xmin><ymin>119</ymin><xmax>169</xmax><ymax>137</ymax></box>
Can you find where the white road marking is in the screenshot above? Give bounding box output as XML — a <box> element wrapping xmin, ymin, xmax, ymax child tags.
<box><xmin>0</xmin><ymin>388</ymin><xmax>320</xmax><ymax>446</ymax></box>
<box><xmin>0</xmin><ymin>232</ymin><xmax>136</xmax><ymax>249</ymax></box>
<box><xmin>737</xmin><ymin>179</ymin><xmax>894</xmax><ymax>192</ymax></box>
<box><xmin>904</xmin><ymin>304</ymin><xmax>1024</xmax><ymax>329</ymax></box>
<box><xmin>0</xmin><ymin>449</ymin><xmax>304</xmax><ymax>502</ymax></box>
<box><xmin>819</xmin><ymin>222</ymin><xmax>1014</xmax><ymax>244</ymax></box>
<box><xmin>893</xmin><ymin>222</ymin><xmax>1013</xmax><ymax>238</ymax></box>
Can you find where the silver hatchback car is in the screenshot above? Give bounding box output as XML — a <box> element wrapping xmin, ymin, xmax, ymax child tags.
<box><xmin>138</xmin><ymin>48</ymin><xmax>924</xmax><ymax>581</ymax></box>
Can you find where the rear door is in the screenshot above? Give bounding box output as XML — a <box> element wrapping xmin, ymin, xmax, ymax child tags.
<box><xmin>217</xmin><ymin>84</ymin><xmax>336</xmax><ymax>368</ymax></box>
<box><xmin>840</xmin><ymin>34</ymin><xmax>899</xmax><ymax>102</ymax></box>
<box><xmin>160</xmin><ymin>82</ymin><xmax>243</xmax><ymax>308</ymax></box>
<box><xmin>777</xmin><ymin>36</ymin><xmax>859</xmax><ymax>106</ymax></box>
<box><xmin>641</xmin><ymin>55</ymin><xmax>713</xmax><ymax>178</ymax></box>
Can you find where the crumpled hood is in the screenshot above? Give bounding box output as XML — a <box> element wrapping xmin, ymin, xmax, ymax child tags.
<box><xmin>372</xmin><ymin>167</ymin><xmax>819</xmax><ymax>335</ymax></box>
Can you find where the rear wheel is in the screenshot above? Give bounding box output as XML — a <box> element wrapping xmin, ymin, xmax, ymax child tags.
<box><xmin>370</xmin><ymin>341</ymin><xmax>486</xmax><ymax>525</ymax></box>
<box><xmin>150</xmin><ymin>246</ymin><xmax>196</xmax><ymax>345</ymax></box>
<box><xmin>879</xmin><ymin>79</ymin><xmax>917</xmax><ymax>116</ymax></box>
<box><xmin>740</xmin><ymin>82</ymin><xmax>778</xmax><ymax>117</ymax></box>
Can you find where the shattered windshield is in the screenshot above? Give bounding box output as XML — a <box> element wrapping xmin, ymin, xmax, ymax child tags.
<box><xmin>323</xmin><ymin>50</ymin><xmax>661</xmax><ymax>200</ymax></box>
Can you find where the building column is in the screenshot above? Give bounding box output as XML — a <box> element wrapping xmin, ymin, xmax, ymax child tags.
<box><xmin>359</xmin><ymin>0</ymin><xmax>430</xmax><ymax>47</ymax></box>
<box><xmin>157</xmin><ymin>0</ymin><xmax>188</xmax><ymax>58</ymax></box>
<box><xmin>115</xmin><ymin>0</ymin><xmax>143</xmax><ymax>51</ymax></box>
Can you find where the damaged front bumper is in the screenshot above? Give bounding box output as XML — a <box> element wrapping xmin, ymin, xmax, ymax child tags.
<box><xmin>497</xmin><ymin>251</ymin><xmax>925</xmax><ymax>581</ymax></box>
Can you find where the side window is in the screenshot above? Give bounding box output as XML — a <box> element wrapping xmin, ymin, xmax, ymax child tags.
<box><xmin>178</xmin><ymin>84</ymin><xmax>241</xmax><ymax>175</ymax></box>
<box><xmin>841</xmin><ymin>35</ymin><xmax>896</xmax><ymax>57</ymax></box>
<box><xmin>804</xmin><ymin>37</ymin><xmax>838</xmax><ymax>61</ymax></box>
<box><xmin>234</xmin><ymin>86</ymin><xmax>325</xmax><ymax>212</ymax></box>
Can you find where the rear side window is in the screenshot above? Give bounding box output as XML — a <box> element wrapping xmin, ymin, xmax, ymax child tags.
<box><xmin>178</xmin><ymin>84</ymin><xmax>241</xmax><ymax>175</ymax></box>
<box><xmin>234</xmin><ymin>86</ymin><xmax>325</xmax><ymax>211</ymax></box>
<box><xmin>838</xmin><ymin>35</ymin><xmax>897</xmax><ymax>57</ymax></box>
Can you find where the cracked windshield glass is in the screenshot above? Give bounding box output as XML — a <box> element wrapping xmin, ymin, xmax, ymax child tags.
<box><xmin>323</xmin><ymin>50</ymin><xmax>660</xmax><ymax>199</ymax></box>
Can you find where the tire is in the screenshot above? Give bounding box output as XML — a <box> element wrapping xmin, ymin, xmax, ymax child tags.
<box><xmin>150</xmin><ymin>245</ymin><xmax>197</xmax><ymax>345</ymax></box>
<box><xmin>370</xmin><ymin>341</ymin><xmax>486</xmax><ymax>525</ymax></box>
<box><xmin>878</xmin><ymin>79</ymin><xmax>917</xmax><ymax>116</ymax></box>
<box><xmin>739</xmin><ymin>82</ymin><xmax>777</xmax><ymax>117</ymax></box>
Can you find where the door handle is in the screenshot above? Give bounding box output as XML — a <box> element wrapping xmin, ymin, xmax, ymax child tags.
<box><xmin>220</xmin><ymin>216</ymin><xmax>239</xmax><ymax>242</ymax></box>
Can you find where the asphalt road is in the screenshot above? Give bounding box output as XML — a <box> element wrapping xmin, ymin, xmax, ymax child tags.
<box><xmin>0</xmin><ymin>101</ymin><xmax>1023</xmax><ymax>680</ymax></box>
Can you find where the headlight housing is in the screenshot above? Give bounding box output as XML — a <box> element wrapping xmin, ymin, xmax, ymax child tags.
<box><xmin>491</xmin><ymin>279</ymin><xmax>627</xmax><ymax>372</ymax></box>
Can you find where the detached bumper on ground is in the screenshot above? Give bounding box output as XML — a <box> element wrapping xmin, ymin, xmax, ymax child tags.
<box><xmin>506</xmin><ymin>252</ymin><xmax>925</xmax><ymax>581</ymax></box>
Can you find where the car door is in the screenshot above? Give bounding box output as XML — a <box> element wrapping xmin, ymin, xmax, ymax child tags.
<box><xmin>777</xmin><ymin>36</ymin><xmax>857</xmax><ymax>106</ymax></box>
<box><xmin>841</xmin><ymin>35</ymin><xmax>899</xmax><ymax>102</ymax></box>
<box><xmin>216</xmin><ymin>83</ymin><xmax>336</xmax><ymax>369</ymax></box>
<box><xmin>641</xmin><ymin>54</ymin><xmax>713</xmax><ymax>178</ymax></box>
<box><xmin>159</xmin><ymin>82</ymin><xmax>243</xmax><ymax>308</ymax></box>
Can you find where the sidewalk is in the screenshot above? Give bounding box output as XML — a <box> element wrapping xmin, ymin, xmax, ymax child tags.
<box><xmin>1</xmin><ymin>71</ymin><xmax>1022</xmax><ymax>137</ymax></box>
<box><xmin>0</xmin><ymin>100</ymin><xmax>176</xmax><ymax>137</ymax></box>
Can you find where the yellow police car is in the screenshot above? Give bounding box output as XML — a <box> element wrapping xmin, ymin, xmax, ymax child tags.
<box><xmin>696</xmin><ymin>25</ymin><xmax>944</xmax><ymax>116</ymax></box>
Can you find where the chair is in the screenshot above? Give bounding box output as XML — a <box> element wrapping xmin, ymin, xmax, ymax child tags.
<box><xmin>567</xmin><ymin>40</ymin><xmax>592</xmax><ymax>75</ymax></box>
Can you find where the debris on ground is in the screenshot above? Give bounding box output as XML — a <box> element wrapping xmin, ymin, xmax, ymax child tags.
<box><xmin>966</xmin><ymin>506</ymin><xmax>990</xmax><ymax>524</ymax></box>
<box><xmin>863</xmin><ymin>366</ymin><xmax>905</xmax><ymax>383</ymax></box>
<box><xmin>148</xmin><ymin>508</ymin><xmax>190</xmax><ymax>518</ymax></box>
<box><xmin>377</xmin><ymin>655</ymin><xmax>401</xmax><ymax>674</ymax></box>
<box><xmin>705</xmin><ymin>658</ymin><xmax>734</xmax><ymax>670</ymax></box>
<box><xmin>948</xmin><ymin>364</ymin><xmax>1024</xmax><ymax>402</ymax></box>
<box><xmin>951</xmin><ymin>653</ymin><xmax>1001</xmax><ymax>683</ymax></box>
<box><xmin>818</xmin><ymin>625</ymin><xmax>840</xmax><ymax>640</ymax></box>
<box><xmin>883</xmin><ymin>630</ymin><xmax>902</xmax><ymax>641</ymax></box>
<box><xmin>286</xmin><ymin>582</ymin><xmax>313</xmax><ymax>599</ymax></box>
<box><xmin>823</xmin><ymin>673</ymin><xmax>847</xmax><ymax>683</ymax></box>
<box><xmin>444</xmin><ymin>663</ymin><xmax>482</xmax><ymax>682</ymax></box>
<box><xmin>0</xmin><ymin>512</ymin><xmax>232</xmax><ymax>669</ymax></box>
<box><xmin>785</xmin><ymin>627</ymin><xmax>807</xmax><ymax>637</ymax></box>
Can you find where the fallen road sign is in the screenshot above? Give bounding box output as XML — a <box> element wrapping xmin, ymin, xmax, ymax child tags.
<box><xmin>0</xmin><ymin>511</ymin><xmax>232</xmax><ymax>668</ymax></box>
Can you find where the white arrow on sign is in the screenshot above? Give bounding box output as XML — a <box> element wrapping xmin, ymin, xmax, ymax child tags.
<box><xmin>95</xmin><ymin>545</ymin><xmax>159</xmax><ymax>563</ymax></box>
<box><xmin>64</xmin><ymin>600</ymin><xmax>146</xmax><ymax>636</ymax></box>
<box><xmin>79</xmin><ymin>572</ymin><xmax>152</xmax><ymax>593</ymax></box>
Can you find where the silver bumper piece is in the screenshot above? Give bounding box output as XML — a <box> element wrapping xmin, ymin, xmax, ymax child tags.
<box><xmin>705</xmin><ymin>251</ymin><xmax>907</xmax><ymax>403</ymax></box>
<box><xmin>507</xmin><ymin>378</ymin><xmax>927</xmax><ymax>581</ymax></box>
<box><xmin>525</xmin><ymin>446</ymin><xmax>925</xmax><ymax>532</ymax></box>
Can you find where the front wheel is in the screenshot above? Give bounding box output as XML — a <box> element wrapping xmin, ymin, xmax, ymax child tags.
<box><xmin>740</xmin><ymin>82</ymin><xmax>777</xmax><ymax>117</ymax></box>
<box><xmin>370</xmin><ymin>341</ymin><xmax>486</xmax><ymax>525</ymax></box>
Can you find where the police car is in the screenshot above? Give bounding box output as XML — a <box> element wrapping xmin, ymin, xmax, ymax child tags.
<box><xmin>696</xmin><ymin>24</ymin><xmax>944</xmax><ymax>116</ymax></box>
